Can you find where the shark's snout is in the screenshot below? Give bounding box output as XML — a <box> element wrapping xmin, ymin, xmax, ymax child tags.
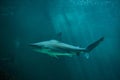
<box><xmin>29</xmin><ymin>43</ymin><xmax>41</xmax><ymax>49</ymax></box>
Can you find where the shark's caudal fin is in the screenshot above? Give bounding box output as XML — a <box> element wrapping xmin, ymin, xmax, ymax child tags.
<box><xmin>85</xmin><ymin>37</ymin><xmax>104</xmax><ymax>53</ymax></box>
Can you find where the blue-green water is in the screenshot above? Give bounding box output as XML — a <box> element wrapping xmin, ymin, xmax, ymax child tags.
<box><xmin>0</xmin><ymin>0</ymin><xmax>120</xmax><ymax>80</ymax></box>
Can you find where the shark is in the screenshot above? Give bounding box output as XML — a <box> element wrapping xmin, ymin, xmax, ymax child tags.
<box><xmin>29</xmin><ymin>37</ymin><xmax>104</xmax><ymax>58</ymax></box>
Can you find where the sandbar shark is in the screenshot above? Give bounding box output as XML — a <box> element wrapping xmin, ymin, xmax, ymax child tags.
<box><xmin>29</xmin><ymin>37</ymin><xmax>104</xmax><ymax>58</ymax></box>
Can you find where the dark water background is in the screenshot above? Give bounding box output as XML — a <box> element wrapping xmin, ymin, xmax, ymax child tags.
<box><xmin>0</xmin><ymin>0</ymin><xmax>120</xmax><ymax>80</ymax></box>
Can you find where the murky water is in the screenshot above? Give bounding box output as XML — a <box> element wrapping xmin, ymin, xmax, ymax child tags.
<box><xmin>0</xmin><ymin>0</ymin><xmax>120</xmax><ymax>80</ymax></box>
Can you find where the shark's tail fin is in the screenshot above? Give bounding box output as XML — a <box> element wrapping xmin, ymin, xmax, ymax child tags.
<box><xmin>85</xmin><ymin>37</ymin><xmax>104</xmax><ymax>53</ymax></box>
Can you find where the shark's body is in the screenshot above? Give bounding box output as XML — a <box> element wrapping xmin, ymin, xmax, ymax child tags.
<box><xmin>29</xmin><ymin>37</ymin><xmax>104</xmax><ymax>58</ymax></box>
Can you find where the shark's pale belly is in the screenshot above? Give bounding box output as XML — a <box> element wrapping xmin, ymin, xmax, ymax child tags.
<box><xmin>33</xmin><ymin>48</ymin><xmax>75</xmax><ymax>57</ymax></box>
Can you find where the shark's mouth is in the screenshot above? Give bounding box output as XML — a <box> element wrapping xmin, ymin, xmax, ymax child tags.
<box><xmin>29</xmin><ymin>44</ymin><xmax>42</xmax><ymax>49</ymax></box>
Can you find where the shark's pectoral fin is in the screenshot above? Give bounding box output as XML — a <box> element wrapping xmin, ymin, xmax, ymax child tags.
<box><xmin>49</xmin><ymin>54</ymin><xmax>58</xmax><ymax>58</ymax></box>
<box><xmin>46</xmin><ymin>49</ymin><xmax>59</xmax><ymax>58</ymax></box>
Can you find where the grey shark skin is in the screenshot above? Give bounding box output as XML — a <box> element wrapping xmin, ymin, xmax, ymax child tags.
<box><xmin>29</xmin><ymin>37</ymin><xmax>104</xmax><ymax>58</ymax></box>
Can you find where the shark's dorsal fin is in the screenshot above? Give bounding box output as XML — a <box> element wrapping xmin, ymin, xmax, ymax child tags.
<box><xmin>56</xmin><ymin>32</ymin><xmax>62</xmax><ymax>41</ymax></box>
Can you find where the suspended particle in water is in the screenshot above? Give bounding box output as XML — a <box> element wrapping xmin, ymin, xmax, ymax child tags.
<box><xmin>14</xmin><ymin>39</ymin><xmax>20</xmax><ymax>49</ymax></box>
